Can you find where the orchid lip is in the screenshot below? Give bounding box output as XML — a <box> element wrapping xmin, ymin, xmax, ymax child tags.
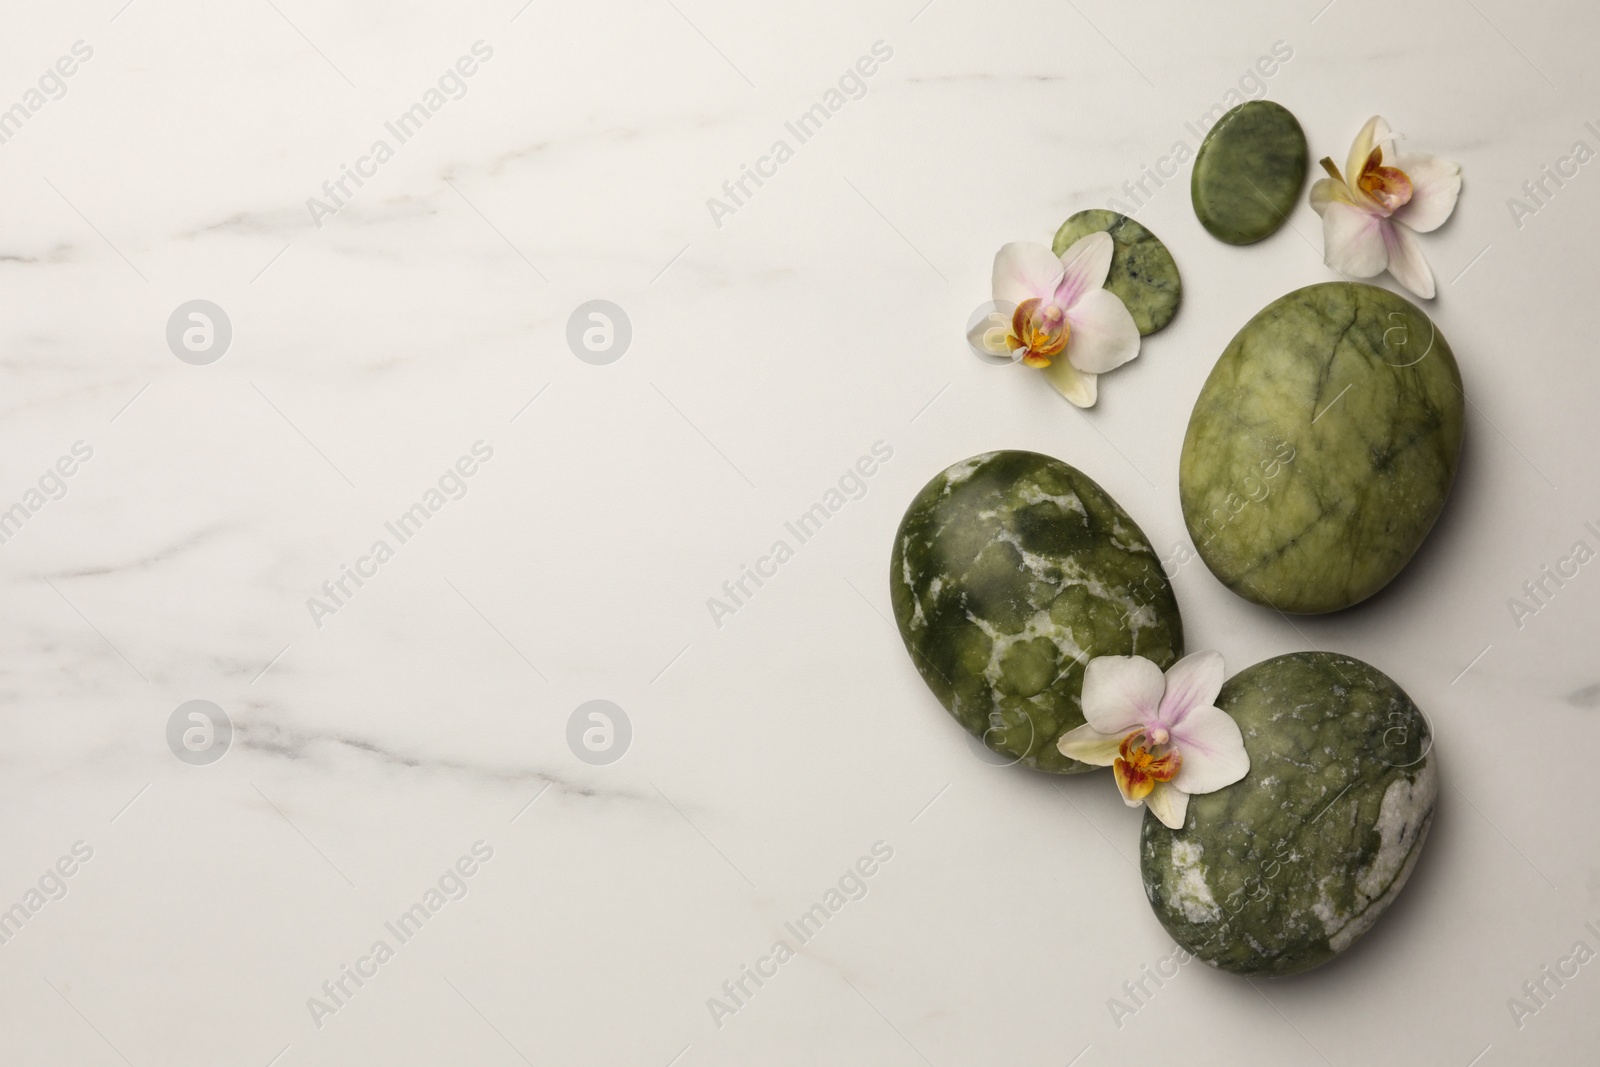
<box><xmin>1010</xmin><ymin>297</ymin><xmax>1071</xmax><ymax>364</ymax></box>
<box><xmin>1358</xmin><ymin>148</ymin><xmax>1414</xmax><ymax>213</ymax></box>
<box><xmin>1112</xmin><ymin>728</ymin><xmax>1182</xmax><ymax>804</ymax></box>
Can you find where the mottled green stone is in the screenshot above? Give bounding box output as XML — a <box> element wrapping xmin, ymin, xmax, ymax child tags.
<box><xmin>1179</xmin><ymin>282</ymin><xmax>1464</xmax><ymax>614</ymax></box>
<box><xmin>890</xmin><ymin>451</ymin><xmax>1183</xmax><ymax>772</ymax></box>
<box><xmin>1141</xmin><ymin>652</ymin><xmax>1437</xmax><ymax>977</ymax></box>
<box><xmin>1191</xmin><ymin>101</ymin><xmax>1307</xmax><ymax>244</ymax></box>
<box><xmin>1052</xmin><ymin>210</ymin><xmax>1181</xmax><ymax>335</ymax></box>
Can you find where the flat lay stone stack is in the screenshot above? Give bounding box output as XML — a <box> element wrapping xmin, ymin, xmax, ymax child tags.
<box><xmin>897</xmin><ymin>99</ymin><xmax>1456</xmax><ymax>979</ymax></box>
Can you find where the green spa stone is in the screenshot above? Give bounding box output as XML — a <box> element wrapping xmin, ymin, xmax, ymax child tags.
<box><xmin>889</xmin><ymin>451</ymin><xmax>1182</xmax><ymax>773</ymax></box>
<box><xmin>1052</xmin><ymin>210</ymin><xmax>1181</xmax><ymax>335</ymax></box>
<box><xmin>1179</xmin><ymin>282</ymin><xmax>1463</xmax><ymax>614</ymax></box>
<box><xmin>1140</xmin><ymin>652</ymin><xmax>1437</xmax><ymax>977</ymax></box>
<box><xmin>1191</xmin><ymin>100</ymin><xmax>1307</xmax><ymax>244</ymax></box>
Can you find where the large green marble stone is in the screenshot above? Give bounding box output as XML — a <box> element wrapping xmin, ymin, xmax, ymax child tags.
<box><xmin>1191</xmin><ymin>100</ymin><xmax>1307</xmax><ymax>244</ymax></box>
<box><xmin>1179</xmin><ymin>282</ymin><xmax>1464</xmax><ymax>614</ymax></box>
<box><xmin>1141</xmin><ymin>652</ymin><xmax>1437</xmax><ymax>977</ymax></box>
<box><xmin>890</xmin><ymin>451</ymin><xmax>1182</xmax><ymax>772</ymax></box>
<box><xmin>1052</xmin><ymin>209</ymin><xmax>1181</xmax><ymax>335</ymax></box>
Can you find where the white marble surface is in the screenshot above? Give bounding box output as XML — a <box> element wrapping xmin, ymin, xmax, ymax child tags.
<box><xmin>1</xmin><ymin>0</ymin><xmax>1596</xmax><ymax>1063</ymax></box>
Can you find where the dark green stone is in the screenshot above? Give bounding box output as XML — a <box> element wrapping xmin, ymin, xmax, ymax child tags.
<box><xmin>1179</xmin><ymin>282</ymin><xmax>1464</xmax><ymax>614</ymax></box>
<box><xmin>889</xmin><ymin>451</ymin><xmax>1182</xmax><ymax>773</ymax></box>
<box><xmin>1141</xmin><ymin>652</ymin><xmax>1437</xmax><ymax>977</ymax></box>
<box><xmin>1052</xmin><ymin>209</ymin><xmax>1181</xmax><ymax>335</ymax></box>
<box><xmin>1191</xmin><ymin>101</ymin><xmax>1307</xmax><ymax>244</ymax></box>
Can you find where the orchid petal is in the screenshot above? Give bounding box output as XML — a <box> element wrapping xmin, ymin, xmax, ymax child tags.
<box><xmin>1063</xmin><ymin>288</ymin><xmax>1140</xmax><ymax>374</ymax></box>
<box><xmin>1345</xmin><ymin>116</ymin><xmax>1391</xmax><ymax>209</ymax></box>
<box><xmin>1170</xmin><ymin>704</ymin><xmax>1250</xmax><ymax>795</ymax></box>
<box><xmin>1145</xmin><ymin>783</ymin><xmax>1189</xmax><ymax>830</ymax></box>
<box><xmin>1040</xmin><ymin>358</ymin><xmax>1098</xmax><ymax>408</ymax></box>
<box><xmin>1309</xmin><ymin>176</ymin><xmax>1355</xmax><ymax>217</ymax></box>
<box><xmin>1390</xmin><ymin>152</ymin><xmax>1461</xmax><ymax>233</ymax></box>
<box><xmin>1080</xmin><ymin>655</ymin><xmax>1165</xmax><ymax>734</ymax></box>
<box><xmin>1056</xmin><ymin>723</ymin><xmax>1126</xmax><ymax>766</ymax></box>
<box><xmin>993</xmin><ymin>242</ymin><xmax>1065</xmax><ymax>307</ymax></box>
<box><xmin>1383</xmin><ymin>220</ymin><xmax>1436</xmax><ymax>299</ymax></box>
<box><xmin>1051</xmin><ymin>231</ymin><xmax>1114</xmax><ymax>311</ymax></box>
<box><xmin>1154</xmin><ymin>651</ymin><xmax>1225</xmax><ymax>729</ymax></box>
<box><xmin>1321</xmin><ymin>200</ymin><xmax>1389</xmax><ymax>278</ymax></box>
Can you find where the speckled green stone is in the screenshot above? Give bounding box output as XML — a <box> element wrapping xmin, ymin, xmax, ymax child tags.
<box><xmin>1179</xmin><ymin>282</ymin><xmax>1464</xmax><ymax>614</ymax></box>
<box><xmin>890</xmin><ymin>451</ymin><xmax>1182</xmax><ymax>772</ymax></box>
<box><xmin>1052</xmin><ymin>210</ymin><xmax>1181</xmax><ymax>335</ymax></box>
<box><xmin>1141</xmin><ymin>652</ymin><xmax>1437</xmax><ymax>977</ymax></box>
<box><xmin>1191</xmin><ymin>101</ymin><xmax>1307</xmax><ymax>244</ymax></box>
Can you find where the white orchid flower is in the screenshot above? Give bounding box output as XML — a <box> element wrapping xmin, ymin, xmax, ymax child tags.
<box><xmin>1310</xmin><ymin>116</ymin><xmax>1462</xmax><ymax>300</ymax></box>
<box><xmin>968</xmin><ymin>233</ymin><xmax>1140</xmax><ymax>407</ymax></box>
<box><xmin>1057</xmin><ymin>651</ymin><xmax>1249</xmax><ymax>829</ymax></box>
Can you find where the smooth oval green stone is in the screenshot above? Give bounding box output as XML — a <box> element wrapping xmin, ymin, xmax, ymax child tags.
<box><xmin>1052</xmin><ymin>209</ymin><xmax>1181</xmax><ymax>335</ymax></box>
<box><xmin>1191</xmin><ymin>100</ymin><xmax>1307</xmax><ymax>244</ymax></box>
<box><xmin>1140</xmin><ymin>652</ymin><xmax>1437</xmax><ymax>977</ymax></box>
<box><xmin>890</xmin><ymin>451</ymin><xmax>1183</xmax><ymax>772</ymax></box>
<box><xmin>1179</xmin><ymin>282</ymin><xmax>1464</xmax><ymax>614</ymax></box>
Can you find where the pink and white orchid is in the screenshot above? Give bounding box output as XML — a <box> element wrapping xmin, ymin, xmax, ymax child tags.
<box><xmin>1057</xmin><ymin>651</ymin><xmax>1249</xmax><ymax>829</ymax></box>
<box><xmin>1310</xmin><ymin>116</ymin><xmax>1462</xmax><ymax>300</ymax></box>
<box><xmin>969</xmin><ymin>233</ymin><xmax>1140</xmax><ymax>407</ymax></box>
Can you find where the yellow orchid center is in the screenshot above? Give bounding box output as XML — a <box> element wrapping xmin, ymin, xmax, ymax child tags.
<box><xmin>1009</xmin><ymin>297</ymin><xmax>1070</xmax><ymax>368</ymax></box>
<box><xmin>1355</xmin><ymin>146</ymin><xmax>1413</xmax><ymax>212</ymax></box>
<box><xmin>1112</xmin><ymin>729</ymin><xmax>1181</xmax><ymax>803</ymax></box>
